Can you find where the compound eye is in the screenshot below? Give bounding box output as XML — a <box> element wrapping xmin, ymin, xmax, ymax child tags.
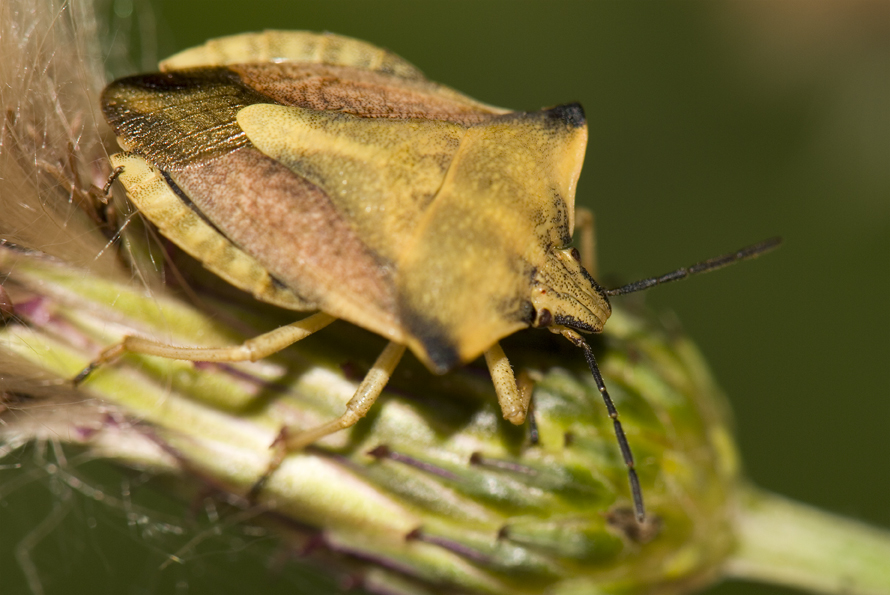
<box><xmin>569</xmin><ymin>247</ymin><xmax>582</xmax><ymax>262</ymax></box>
<box><xmin>537</xmin><ymin>308</ymin><xmax>553</xmax><ymax>328</ymax></box>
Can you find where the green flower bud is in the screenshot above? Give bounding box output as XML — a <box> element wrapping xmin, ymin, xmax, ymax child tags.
<box><xmin>1</xmin><ymin>251</ymin><xmax>739</xmax><ymax>594</ymax></box>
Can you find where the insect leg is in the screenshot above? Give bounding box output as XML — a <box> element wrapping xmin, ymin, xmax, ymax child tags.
<box><xmin>73</xmin><ymin>311</ymin><xmax>337</xmax><ymax>384</ymax></box>
<box><xmin>280</xmin><ymin>340</ymin><xmax>407</xmax><ymax>451</ymax></box>
<box><xmin>484</xmin><ymin>342</ymin><xmax>529</xmax><ymax>425</ymax></box>
<box><xmin>516</xmin><ymin>370</ymin><xmax>540</xmax><ymax>444</ymax></box>
<box><xmin>249</xmin><ymin>341</ymin><xmax>407</xmax><ymax>499</ymax></box>
<box><xmin>573</xmin><ymin>207</ymin><xmax>597</xmax><ymax>277</ymax></box>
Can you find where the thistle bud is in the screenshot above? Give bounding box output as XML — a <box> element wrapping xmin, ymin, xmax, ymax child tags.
<box><xmin>1</xmin><ymin>250</ymin><xmax>739</xmax><ymax>594</ymax></box>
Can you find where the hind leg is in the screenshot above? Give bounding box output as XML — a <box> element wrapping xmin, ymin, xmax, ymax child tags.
<box><xmin>74</xmin><ymin>312</ymin><xmax>337</xmax><ymax>384</ymax></box>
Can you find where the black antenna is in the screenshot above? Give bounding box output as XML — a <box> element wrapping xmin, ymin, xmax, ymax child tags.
<box><xmin>561</xmin><ymin>329</ymin><xmax>645</xmax><ymax>523</ymax></box>
<box><xmin>605</xmin><ymin>237</ymin><xmax>782</xmax><ymax>297</ymax></box>
<box><xmin>558</xmin><ymin>236</ymin><xmax>782</xmax><ymax>524</ymax></box>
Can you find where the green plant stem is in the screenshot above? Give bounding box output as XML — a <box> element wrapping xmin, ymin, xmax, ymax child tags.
<box><xmin>729</xmin><ymin>487</ymin><xmax>890</xmax><ymax>595</ymax></box>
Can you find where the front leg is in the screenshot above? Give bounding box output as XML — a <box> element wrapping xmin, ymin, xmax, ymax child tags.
<box><xmin>484</xmin><ymin>341</ymin><xmax>530</xmax><ymax>425</ymax></box>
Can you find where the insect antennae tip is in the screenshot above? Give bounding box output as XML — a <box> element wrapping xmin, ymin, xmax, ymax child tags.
<box><xmin>604</xmin><ymin>236</ymin><xmax>784</xmax><ymax>297</ymax></box>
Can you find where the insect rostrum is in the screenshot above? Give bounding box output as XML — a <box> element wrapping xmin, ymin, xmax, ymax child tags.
<box><xmin>86</xmin><ymin>30</ymin><xmax>777</xmax><ymax>523</ymax></box>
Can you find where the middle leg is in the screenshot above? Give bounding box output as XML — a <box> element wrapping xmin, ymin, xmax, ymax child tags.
<box><xmin>281</xmin><ymin>340</ymin><xmax>407</xmax><ymax>451</ymax></box>
<box><xmin>250</xmin><ymin>340</ymin><xmax>407</xmax><ymax>499</ymax></box>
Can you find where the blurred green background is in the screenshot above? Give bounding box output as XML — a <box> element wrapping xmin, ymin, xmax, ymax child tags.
<box><xmin>3</xmin><ymin>0</ymin><xmax>887</xmax><ymax>593</ymax></box>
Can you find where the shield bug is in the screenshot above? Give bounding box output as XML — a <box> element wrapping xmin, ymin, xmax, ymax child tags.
<box><xmin>80</xmin><ymin>30</ymin><xmax>780</xmax><ymax>521</ymax></box>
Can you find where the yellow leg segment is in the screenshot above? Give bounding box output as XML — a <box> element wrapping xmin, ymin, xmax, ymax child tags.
<box><xmin>282</xmin><ymin>340</ymin><xmax>407</xmax><ymax>450</ymax></box>
<box><xmin>574</xmin><ymin>207</ymin><xmax>598</xmax><ymax>278</ymax></box>
<box><xmin>74</xmin><ymin>312</ymin><xmax>337</xmax><ymax>383</ymax></box>
<box><xmin>484</xmin><ymin>341</ymin><xmax>529</xmax><ymax>425</ymax></box>
<box><xmin>251</xmin><ymin>340</ymin><xmax>406</xmax><ymax>498</ymax></box>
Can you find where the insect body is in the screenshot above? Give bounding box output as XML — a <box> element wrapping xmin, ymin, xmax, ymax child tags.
<box><xmin>88</xmin><ymin>31</ymin><xmax>778</xmax><ymax>522</ymax></box>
